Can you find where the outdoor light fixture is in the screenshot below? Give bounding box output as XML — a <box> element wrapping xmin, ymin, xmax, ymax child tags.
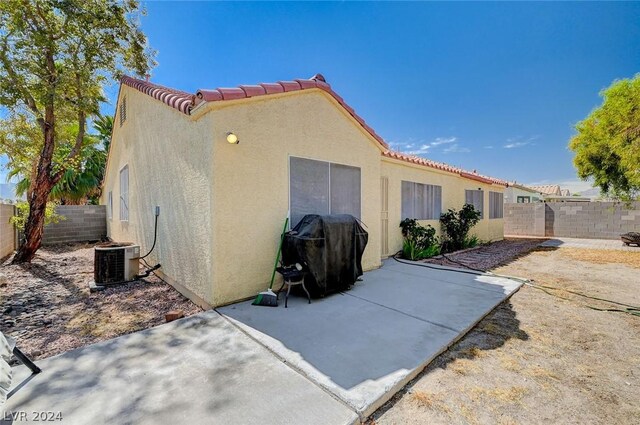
<box><xmin>226</xmin><ymin>132</ymin><xmax>239</xmax><ymax>144</ymax></box>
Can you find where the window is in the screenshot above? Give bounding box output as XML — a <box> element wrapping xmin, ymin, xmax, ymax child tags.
<box><xmin>107</xmin><ymin>191</ymin><xmax>113</xmax><ymax>219</ymax></box>
<box><xmin>489</xmin><ymin>191</ymin><xmax>504</xmax><ymax>219</ymax></box>
<box><xmin>465</xmin><ymin>189</ymin><xmax>484</xmax><ymax>218</ymax></box>
<box><xmin>401</xmin><ymin>181</ymin><xmax>442</xmax><ymax>220</ymax></box>
<box><xmin>516</xmin><ymin>196</ymin><xmax>530</xmax><ymax>203</ymax></box>
<box><xmin>119</xmin><ymin>166</ymin><xmax>129</xmax><ymax>221</ymax></box>
<box><xmin>289</xmin><ymin>157</ymin><xmax>361</xmax><ymax>227</ymax></box>
<box><xmin>119</xmin><ymin>96</ymin><xmax>126</xmax><ymax>127</ymax></box>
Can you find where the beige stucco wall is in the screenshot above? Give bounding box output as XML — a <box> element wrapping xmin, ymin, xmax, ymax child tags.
<box><xmin>101</xmin><ymin>86</ymin><xmax>215</xmax><ymax>308</ymax></box>
<box><xmin>102</xmin><ymin>84</ymin><xmax>505</xmax><ymax>308</ymax></box>
<box><xmin>0</xmin><ymin>204</ymin><xmax>15</xmax><ymax>259</ymax></box>
<box><xmin>204</xmin><ymin>90</ymin><xmax>383</xmax><ymax>306</ymax></box>
<box><xmin>381</xmin><ymin>158</ymin><xmax>504</xmax><ymax>256</ymax></box>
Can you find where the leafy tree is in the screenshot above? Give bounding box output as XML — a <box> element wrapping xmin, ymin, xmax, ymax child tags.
<box><xmin>10</xmin><ymin>201</ymin><xmax>64</xmax><ymax>232</ymax></box>
<box><xmin>439</xmin><ymin>204</ymin><xmax>481</xmax><ymax>253</ymax></box>
<box><xmin>0</xmin><ymin>0</ymin><xmax>154</xmax><ymax>262</ymax></box>
<box><xmin>569</xmin><ymin>74</ymin><xmax>640</xmax><ymax>200</ymax></box>
<box><xmin>3</xmin><ymin>116</ymin><xmax>110</xmax><ymax>205</ymax></box>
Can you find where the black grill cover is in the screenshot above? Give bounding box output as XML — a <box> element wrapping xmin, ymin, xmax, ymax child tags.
<box><xmin>282</xmin><ymin>214</ymin><xmax>368</xmax><ymax>297</ymax></box>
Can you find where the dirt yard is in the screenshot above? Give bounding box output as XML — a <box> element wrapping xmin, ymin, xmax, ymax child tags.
<box><xmin>369</xmin><ymin>242</ymin><xmax>640</xmax><ymax>424</ymax></box>
<box><xmin>0</xmin><ymin>243</ymin><xmax>201</xmax><ymax>360</ymax></box>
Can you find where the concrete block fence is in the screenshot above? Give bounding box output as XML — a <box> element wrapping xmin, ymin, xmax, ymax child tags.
<box><xmin>1</xmin><ymin>204</ymin><xmax>107</xmax><ymax>252</ymax></box>
<box><xmin>41</xmin><ymin>205</ymin><xmax>107</xmax><ymax>244</ymax></box>
<box><xmin>0</xmin><ymin>204</ymin><xmax>16</xmax><ymax>258</ymax></box>
<box><xmin>504</xmin><ymin>201</ymin><xmax>640</xmax><ymax>240</ymax></box>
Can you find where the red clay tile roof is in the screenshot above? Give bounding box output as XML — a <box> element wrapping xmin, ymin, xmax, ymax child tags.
<box><xmin>529</xmin><ymin>184</ymin><xmax>562</xmax><ymax>195</ymax></box>
<box><xmin>121</xmin><ymin>75</ymin><xmax>195</xmax><ymax>115</ymax></box>
<box><xmin>382</xmin><ymin>150</ymin><xmax>507</xmax><ymax>186</ymax></box>
<box><xmin>120</xmin><ymin>74</ymin><xmax>507</xmax><ymax>186</ymax></box>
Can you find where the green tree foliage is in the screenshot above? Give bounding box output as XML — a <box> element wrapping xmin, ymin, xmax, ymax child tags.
<box><xmin>0</xmin><ymin>0</ymin><xmax>154</xmax><ymax>262</ymax></box>
<box><xmin>439</xmin><ymin>204</ymin><xmax>482</xmax><ymax>253</ymax></box>
<box><xmin>569</xmin><ymin>74</ymin><xmax>640</xmax><ymax>200</ymax></box>
<box><xmin>2</xmin><ymin>116</ymin><xmax>111</xmax><ymax>205</ymax></box>
<box><xmin>10</xmin><ymin>201</ymin><xmax>64</xmax><ymax>232</ymax></box>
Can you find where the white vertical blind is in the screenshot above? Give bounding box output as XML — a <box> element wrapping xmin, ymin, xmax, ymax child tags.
<box><xmin>330</xmin><ymin>163</ymin><xmax>361</xmax><ymax>218</ymax></box>
<box><xmin>465</xmin><ymin>189</ymin><xmax>484</xmax><ymax>218</ymax></box>
<box><xmin>289</xmin><ymin>157</ymin><xmax>361</xmax><ymax>227</ymax></box>
<box><xmin>489</xmin><ymin>191</ymin><xmax>504</xmax><ymax>219</ymax></box>
<box><xmin>401</xmin><ymin>181</ymin><xmax>442</xmax><ymax>220</ymax></box>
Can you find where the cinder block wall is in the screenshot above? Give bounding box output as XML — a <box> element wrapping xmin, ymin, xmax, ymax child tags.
<box><xmin>0</xmin><ymin>204</ymin><xmax>16</xmax><ymax>258</ymax></box>
<box><xmin>42</xmin><ymin>205</ymin><xmax>107</xmax><ymax>245</ymax></box>
<box><xmin>503</xmin><ymin>202</ymin><xmax>546</xmax><ymax>237</ymax></box>
<box><xmin>504</xmin><ymin>201</ymin><xmax>640</xmax><ymax>239</ymax></box>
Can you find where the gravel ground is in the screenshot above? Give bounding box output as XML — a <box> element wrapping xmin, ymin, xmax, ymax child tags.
<box><xmin>425</xmin><ymin>238</ymin><xmax>547</xmax><ymax>271</ymax></box>
<box><xmin>0</xmin><ymin>243</ymin><xmax>202</xmax><ymax>360</ymax></box>
<box><xmin>369</xmin><ymin>241</ymin><xmax>640</xmax><ymax>425</ymax></box>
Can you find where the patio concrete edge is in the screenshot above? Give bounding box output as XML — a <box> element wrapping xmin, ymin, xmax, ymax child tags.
<box><xmin>356</xmin><ymin>278</ymin><xmax>525</xmax><ymax>419</ymax></box>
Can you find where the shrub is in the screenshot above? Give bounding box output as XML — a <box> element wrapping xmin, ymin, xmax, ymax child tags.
<box><xmin>399</xmin><ymin>218</ymin><xmax>440</xmax><ymax>260</ymax></box>
<box><xmin>439</xmin><ymin>204</ymin><xmax>481</xmax><ymax>253</ymax></box>
<box><xmin>10</xmin><ymin>201</ymin><xmax>65</xmax><ymax>232</ymax></box>
<box><xmin>463</xmin><ymin>234</ymin><xmax>481</xmax><ymax>249</ymax></box>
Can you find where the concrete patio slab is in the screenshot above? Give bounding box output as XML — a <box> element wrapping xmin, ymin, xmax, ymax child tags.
<box><xmin>3</xmin><ymin>311</ymin><xmax>358</xmax><ymax>425</ymax></box>
<box><xmin>219</xmin><ymin>259</ymin><xmax>523</xmax><ymax>419</ymax></box>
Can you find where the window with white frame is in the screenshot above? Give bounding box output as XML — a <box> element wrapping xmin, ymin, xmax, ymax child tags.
<box><xmin>401</xmin><ymin>181</ymin><xmax>442</xmax><ymax>220</ymax></box>
<box><xmin>119</xmin><ymin>166</ymin><xmax>129</xmax><ymax>221</ymax></box>
<box><xmin>489</xmin><ymin>191</ymin><xmax>504</xmax><ymax>219</ymax></box>
<box><xmin>289</xmin><ymin>157</ymin><xmax>361</xmax><ymax>227</ymax></box>
<box><xmin>516</xmin><ymin>196</ymin><xmax>530</xmax><ymax>203</ymax></box>
<box><xmin>465</xmin><ymin>189</ymin><xmax>484</xmax><ymax>218</ymax></box>
<box><xmin>107</xmin><ymin>191</ymin><xmax>113</xmax><ymax>219</ymax></box>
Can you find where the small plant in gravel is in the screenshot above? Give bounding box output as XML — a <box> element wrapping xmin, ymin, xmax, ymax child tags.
<box><xmin>400</xmin><ymin>218</ymin><xmax>441</xmax><ymax>260</ymax></box>
<box><xmin>463</xmin><ymin>235</ymin><xmax>484</xmax><ymax>249</ymax></box>
<box><xmin>439</xmin><ymin>204</ymin><xmax>482</xmax><ymax>253</ymax></box>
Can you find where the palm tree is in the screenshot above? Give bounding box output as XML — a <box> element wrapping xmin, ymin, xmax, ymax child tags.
<box><xmin>13</xmin><ymin>115</ymin><xmax>112</xmax><ymax>205</ymax></box>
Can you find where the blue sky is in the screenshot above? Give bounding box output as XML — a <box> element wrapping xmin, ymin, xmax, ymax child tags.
<box><xmin>2</xmin><ymin>1</ymin><xmax>639</xmax><ymax>193</ymax></box>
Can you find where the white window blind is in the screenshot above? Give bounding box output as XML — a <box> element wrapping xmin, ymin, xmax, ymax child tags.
<box><xmin>489</xmin><ymin>191</ymin><xmax>504</xmax><ymax>219</ymax></box>
<box><xmin>107</xmin><ymin>191</ymin><xmax>113</xmax><ymax>219</ymax></box>
<box><xmin>289</xmin><ymin>157</ymin><xmax>361</xmax><ymax>227</ymax></box>
<box><xmin>465</xmin><ymin>189</ymin><xmax>484</xmax><ymax>218</ymax></box>
<box><xmin>401</xmin><ymin>181</ymin><xmax>442</xmax><ymax>220</ymax></box>
<box><xmin>119</xmin><ymin>166</ymin><xmax>129</xmax><ymax>221</ymax></box>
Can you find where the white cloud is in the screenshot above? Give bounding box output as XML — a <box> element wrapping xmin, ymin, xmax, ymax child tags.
<box><xmin>503</xmin><ymin>135</ymin><xmax>539</xmax><ymax>149</ymax></box>
<box><xmin>483</xmin><ymin>145</ymin><xmax>494</xmax><ymax>149</ymax></box>
<box><xmin>504</xmin><ymin>141</ymin><xmax>529</xmax><ymax>149</ymax></box>
<box><xmin>443</xmin><ymin>144</ymin><xmax>470</xmax><ymax>154</ymax></box>
<box><xmin>391</xmin><ymin>135</ymin><xmax>471</xmax><ymax>155</ymax></box>
<box><xmin>431</xmin><ymin>137</ymin><xmax>457</xmax><ymax>146</ymax></box>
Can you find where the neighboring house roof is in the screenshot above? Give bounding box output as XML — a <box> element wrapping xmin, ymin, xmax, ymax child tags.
<box><xmin>529</xmin><ymin>185</ymin><xmax>562</xmax><ymax>196</ymax></box>
<box><xmin>561</xmin><ymin>189</ymin><xmax>571</xmax><ymax>196</ymax></box>
<box><xmin>119</xmin><ymin>74</ymin><xmax>507</xmax><ymax>186</ymax></box>
<box><xmin>507</xmin><ymin>182</ymin><xmax>542</xmax><ymax>194</ymax></box>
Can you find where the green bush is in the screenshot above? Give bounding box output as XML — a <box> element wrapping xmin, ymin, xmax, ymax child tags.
<box><xmin>399</xmin><ymin>218</ymin><xmax>440</xmax><ymax>260</ymax></box>
<box><xmin>10</xmin><ymin>201</ymin><xmax>65</xmax><ymax>232</ymax></box>
<box><xmin>439</xmin><ymin>204</ymin><xmax>482</xmax><ymax>253</ymax></box>
<box><xmin>462</xmin><ymin>234</ymin><xmax>481</xmax><ymax>249</ymax></box>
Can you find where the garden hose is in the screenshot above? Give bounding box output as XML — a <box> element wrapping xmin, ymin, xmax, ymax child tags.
<box><xmin>393</xmin><ymin>251</ymin><xmax>640</xmax><ymax>317</ymax></box>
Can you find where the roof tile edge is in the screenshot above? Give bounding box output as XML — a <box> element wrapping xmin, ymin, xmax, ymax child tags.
<box><xmin>120</xmin><ymin>74</ymin><xmax>506</xmax><ymax>186</ymax></box>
